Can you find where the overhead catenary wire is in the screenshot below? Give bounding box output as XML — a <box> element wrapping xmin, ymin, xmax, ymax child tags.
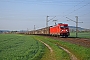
<box><xmin>79</xmin><ymin>11</ymin><xmax>90</xmax><ymax>17</ymax></box>
<box><xmin>2</xmin><ymin>0</ymin><xmax>89</xmax><ymax>17</ymax></box>
<box><xmin>62</xmin><ymin>2</ymin><xmax>90</xmax><ymax>18</ymax></box>
<box><xmin>1</xmin><ymin>0</ymin><xmax>90</xmax><ymax>20</ymax></box>
<box><xmin>56</xmin><ymin>0</ymin><xmax>90</xmax><ymax>22</ymax></box>
<box><xmin>64</xmin><ymin>0</ymin><xmax>85</xmax><ymax>13</ymax></box>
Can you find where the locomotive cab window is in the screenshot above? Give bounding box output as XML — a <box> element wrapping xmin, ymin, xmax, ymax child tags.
<box><xmin>60</xmin><ymin>26</ymin><xmax>64</xmax><ymax>28</ymax></box>
<box><xmin>60</xmin><ymin>26</ymin><xmax>68</xmax><ymax>29</ymax></box>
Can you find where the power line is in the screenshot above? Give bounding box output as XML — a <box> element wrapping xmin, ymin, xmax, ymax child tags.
<box><xmin>65</xmin><ymin>0</ymin><xmax>85</xmax><ymax>12</ymax></box>
<box><xmin>79</xmin><ymin>12</ymin><xmax>90</xmax><ymax>17</ymax></box>
<box><xmin>66</xmin><ymin>16</ymin><xmax>83</xmax><ymax>37</ymax></box>
<box><xmin>57</xmin><ymin>0</ymin><xmax>87</xmax><ymax>17</ymax></box>
<box><xmin>46</xmin><ymin>16</ymin><xmax>56</xmax><ymax>27</ymax></box>
<box><xmin>62</xmin><ymin>2</ymin><xmax>90</xmax><ymax>18</ymax></box>
<box><xmin>55</xmin><ymin>1</ymin><xmax>90</xmax><ymax>21</ymax></box>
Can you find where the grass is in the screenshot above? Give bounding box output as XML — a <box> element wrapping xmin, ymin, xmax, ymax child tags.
<box><xmin>55</xmin><ymin>40</ymin><xmax>90</xmax><ymax>60</ymax></box>
<box><xmin>0</xmin><ymin>34</ymin><xmax>90</xmax><ymax>60</ymax></box>
<box><xmin>70</xmin><ymin>32</ymin><xmax>90</xmax><ymax>39</ymax></box>
<box><xmin>33</xmin><ymin>36</ymin><xmax>70</xmax><ymax>60</ymax></box>
<box><xmin>0</xmin><ymin>34</ymin><xmax>45</xmax><ymax>60</ymax></box>
<box><xmin>33</xmin><ymin>35</ymin><xmax>90</xmax><ymax>60</ymax></box>
<box><xmin>59</xmin><ymin>40</ymin><xmax>90</xmax><ymax>60</ymax></box>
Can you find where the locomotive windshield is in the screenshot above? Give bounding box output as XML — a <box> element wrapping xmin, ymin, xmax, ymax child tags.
<box><xmin>60</xmin><ymin>25</ymin><xmax>68</xmax><ymax>29</ymax></box>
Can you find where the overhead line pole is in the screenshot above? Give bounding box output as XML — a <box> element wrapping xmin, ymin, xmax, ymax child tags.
<box><xmin>75</xmin><ymin>16</ymin><xmax>78</xmax><ymax>37</ymax></box>
<box><xmin>66</xmin><ymin>16</ymin><xmax>83</xmax><ymax>38</ymax></box>
<box><xmin>53</xmin><ymin>20</ymin><xmax>57</xmax><ymax>26</ymax></box>
<box><xmin>46</xmin><ymin>16</ymin><xmax>56</xmax><ymax>27</ymax></box>
<box><xmin>46</xmin><ymin>16</ymin><xmax>49</xmax><ymax>27</ymax></box>
<box><xmin>34</xmin><ymin>25</ymin><xmax>35</xmax><ymax>34</ymax></box>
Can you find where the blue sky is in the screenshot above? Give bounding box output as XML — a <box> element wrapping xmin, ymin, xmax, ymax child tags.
<box><xmin>0</xmin><ymin>0</ymin><xmax>90</xmax><ymax>31</ymax></box>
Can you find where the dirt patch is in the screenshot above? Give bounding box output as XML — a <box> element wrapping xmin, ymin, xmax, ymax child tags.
<box><xmin>60</xmin><ymin>38</ymin><xmax>90</xmax><ymax>48</ymax></box>
<box><xmin>46</xmin><ymin>36</ymin><xmax>90</xmax><ymax>48</ymax></box>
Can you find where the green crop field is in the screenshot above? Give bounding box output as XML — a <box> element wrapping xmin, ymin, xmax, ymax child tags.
<box><xmin>0</xmin><ymin>34</ymin><xmax>70</xmax><ymax>60</ymax></box>
<box><xmin>69</xmin><ymin>32</ymin><xmax>90</xmax><ymax>39</ymax></box>
<box><xmin>0</xmin><ymin>34</ymin><xmax>45</xmax><ymax>60</ymax></box>
<box><xmin>33</xmin><ymin>35</ymin><xmax>90</xmax><ymax>60</ymax></box>
<box><xmin>33</xmin><ymin>36</ymin><xmax>70</xmax><ymax>60</ymax></box>
<box><xmin>0</xmin><ymin>34</ymin><xmax>90</xmax><ymax>60</ymax></box>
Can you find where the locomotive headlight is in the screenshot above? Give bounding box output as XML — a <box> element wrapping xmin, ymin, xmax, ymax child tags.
<box><xmin>66</xmin><ymin>30</ymin><xmax>68</xmax><ymax>32</ymax></box>
<box><xmin>61</xmin><ymin>30</ymin><xmax>63</xmax><ymax>32</ymax></box>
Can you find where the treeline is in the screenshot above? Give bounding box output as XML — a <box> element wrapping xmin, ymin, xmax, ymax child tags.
<box><xmin>0</xmin><ymin>31</ymin><xmax>18</xmax><ymax>34</ymax></box>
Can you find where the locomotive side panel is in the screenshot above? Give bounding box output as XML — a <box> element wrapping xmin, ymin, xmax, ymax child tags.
<box><xmin>50</xmin><ymin>25</ymin><xmax>60</xmax><ymax>35</ymax></box>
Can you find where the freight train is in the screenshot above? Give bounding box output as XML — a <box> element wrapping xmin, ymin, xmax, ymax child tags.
<box><xmin>25</xmin><ymin>23</ymin><xmax>70</xmax><ymax>37</ymax></box>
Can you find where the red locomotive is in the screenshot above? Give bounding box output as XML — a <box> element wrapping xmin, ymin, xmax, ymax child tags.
<box><xmin>25</xmin><ymin>23</ymin><xmax>70</xmax><ymax>37</ymax></box>
<box><xmin>50</xmin><ymin>23</ymin><xmax>70</xmax><ymax>37</ymax></box>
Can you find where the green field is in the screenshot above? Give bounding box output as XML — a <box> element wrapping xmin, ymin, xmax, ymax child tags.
<box><xmin>0</xmin><ymin>34</ymin><xmax>70</xmax><ymax>60</ymax></box>
<box><xmin>33</xmin><ymin>36</ymin><xmax>70</xmax><ymax>60</ymax></box>
<box><xmin>33</xmin><ymin>36</ymin><xmax>90</xmax><ymax>60</ymax></box>
<box><xmin>0</xmin><ymin>34</ymin><xmax>45</xmax><ymax>60</ymax></box>
<box><xmin>70</xmin><ymin>32</ymin><xmax>90</xmax><ymax>38</ymax></box>
<box><xmin>0</xmin><ymin>34</ymin><xmax>90</xmax><ymax>60</ymax></box>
